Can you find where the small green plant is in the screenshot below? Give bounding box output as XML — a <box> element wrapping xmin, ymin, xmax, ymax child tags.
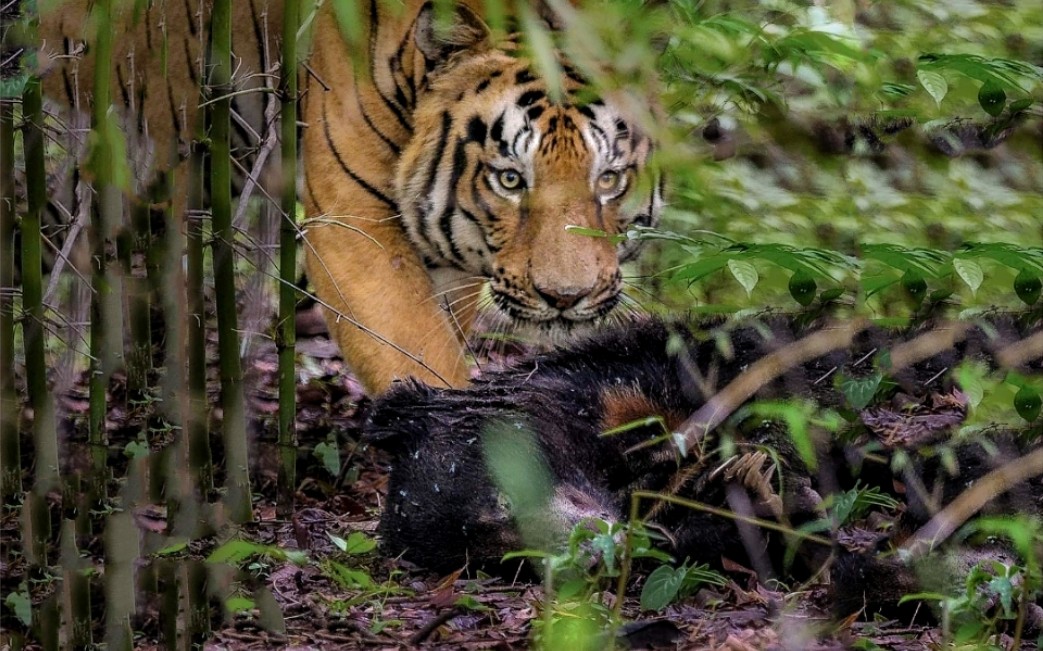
<box><xmin>822</xmin><ymin>482</ymin><xmax>901</xmax><ymax>528</ymax></box>
<box><xmin>639</xmin><ymin>560</ymin><xmax>728</xmax><ymax>611</ymax></box>
<box><xmin>896</xmin><ymin>515</ymin><xmax>1042</xmax><ymax>648</ymax></box>
<box><xmin>901</xmin><ymin>560</ymin><xmax>1029</xmax><ymax>647</ymax></box>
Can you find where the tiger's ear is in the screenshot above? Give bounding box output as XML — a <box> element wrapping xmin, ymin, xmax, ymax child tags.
<box><xmin>415</xmin><ymin>3</ymin><xmax>491</xmax><ymax>64</ymax></box>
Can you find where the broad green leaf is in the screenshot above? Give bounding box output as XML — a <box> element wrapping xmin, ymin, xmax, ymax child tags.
<box><xmin>672</xmin><ymin>255</ymin><xmax>730</xmax><ymax>282</ymax></box>
<box><xmin>313</xmin><ymin>441</ymin><xmax>341</xmax><ymax>477</ymax></box>
<box><xmin>4</xmin><ymin>588</ymin><xmax>31</xmax><ymax>627</ymax></box>
<box><xmin>978</xmin><ymin>80</ymin><xmax>1006</xmax><ymax>116</ymax></box>
<box><xmin>957</xmin><ymin>364</ymin><xmax>986</xmax><ymax>409</ymax></box>
<box><xmin>341</xmin><ymin>531</ymin><xmax>378</xmax><ymax>555</ymax></box>
<box><xmin>225</xmin><ymin>596</ymin><xmax>255</xmax><ymax>614</ymax></box>
<box><xmin>819</xmin><ymin>287</ymin><xmax>844</xmax><ymax>302</ymax></box>
<box><xmin>841</xmin><ymin>373</ymin><xmax>882</xmax><ymax>410</ymax></box>
<box><xmin>901</xmin><ymin>270</ymin><xmax>927</xmax><ymax>306</ymax></box>
<box><xmin>1014</xmin><ymin>386</ymin><xmax>1041</xmax><ymax>422</ymax></box>
<box><xmin>324</xmin><ymin>560</ymin><xmax>375</xmax><ymax>589</ymax></box>
<box><xmin>952</xmin><ymin>258</ymin><xmax>984</xmax><ymax>293</ymax></box>
<box><xmin>727</xmin><ymin>259</ymin><xmax>759</xmax><ymax>296</ymax></box>
<box><xmin>640</xmin><ymin>564</ymin><xmax>685</xmax><ymax>611</ymax></box>
<box><xmin>1014</xmin><ymin>268</ymin><xmax>1041</xmax><ymax>305</ymax></box>
<box><xmin>788</xmin><ymin>270</ymin><xmax>817</xmax><ymax>306</ymax></box>
<box><xmin>154</xmin><ymin>541</ymin><xmax>189</xmax><ymax>556</ymax></box>
<box><xmin>591</xmin><ymin>531</ymin><xmax>618</xmax><ymax>574</ymax></box>
<box><xmin>1009</xmin><ymin>98</ymin><xmax>1033</xmax><ymax>112</ymax></box>
<box><xmin>916</xmin><ymin>69</ymin><xmax>948</xmax><ymax>106</ymax></box>
<box><xmin>454</xmin><ymin>595</ymin><xmax>490</xmax><ymax>612</ymax></box>
<box><xmin>987</xmin><ymin>574</ymin><xmax>1016</xmax><ymax>618</ymax></box>
<box><xmin>124</xmin><ymin>440</ymin><xmax>150</xmax><ymax>459</ymax></box>
<box><xmin>207</xmin><ymin>540</ymin><xmax>269</xmax><ymax>565</ymax></box>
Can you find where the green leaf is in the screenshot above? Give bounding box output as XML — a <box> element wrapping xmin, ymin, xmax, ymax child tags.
<box><xmin>591</xmin><ymin>531</ymin><xmax>618</xmax><ymax>574</ymax></box>
<box><xmin>640</xmin><ymin>565</ymin><xmax>685</xmax><ymax>611</ymax></box>
<box><xmin>952</xmin><ymin>258</ymin><xmax>984</xmax><ymax>294</ymax></box>
<box><xmin>1014</xmin><ymin>386</ymin><xmax>1041</xmax><ymax>422</ymax></box>
<box><xmin>727</xmin><ymin>259</ymin><xmax>759</xmax><ymax>296</ymax></box>
<box><xmin>329</xmin><ymin>531</ymin><xmax>378</xmax><ymax>555</ymax></box>
<box><xmin>154</xmin><ymin>541</ymin><xmax>189</xmax><ymax>556</ymax></box>
<box><xmin>324</xmin><ymin>561</ymin><xmax>375</xmax><ymax>589</ymax></box>
<box><xmin>313</xmin><ymin>441</ymin><xmax>341</xmax><ymax>477</ymax></box>
<box><xmin>124</xmin><ymin>440</ymin><xmax>150</xmax><ymax>459</ymax></box>
<box><xmin>901</xmin><ymin>270</ymin><xmax>927</xmax><ymax>306</ymax></box>
<box><xmin>0</xmin><ymin>74</ymin><xmax>30</xmax><ymax>99</ymax></box>
<box><xmin>841</xmin><ymin>373</ymin><xmax>882</xmax><ymax>410</ymax></box>
<box><xmin>916</xmin><ymin>69</ymin><xmax>948</xmax><ymax>106</ymax></box>
<box><xmin>978</xmin><ymin>81</ymin><xmax>1006</xmax><ymax>117</ymax></box>
<box><xmin>987</xmin><ymin>574</ymin><xmax>1016</xmax><ymax>618</ymax></box>
<box><xmin>1008</xmin><ymin>98</ymin><xmax>1033</xmax><ymax>112</ymax></box>
<box><xmin>455</xmin><ymin>595</ymin><xmax>490</xmax><ymax>611</ymax></box>
<box><xmin>1014</xmin><ymin>268</ymin><xmax>1042</xmax><ymax>305</ymax></box>
<box><xmin>207</xmin><ymin>540</ymin><xmax>269</xmax><ymax>565</ymax></box>
<box><xmin>225</xmin><ymin>596</ymin><xmax>256</xmax><ymax>614</ymax></box>
<box><xmin>564</xmin><ymin>224</ymin><xmax>628</xmax><ymax>245</ymax></box>
<box><xmin>957</xmin><ymin>364</ymin><xmax>986</xmax><ymax>409</ymax></box>
<box><xmin>601</xmin><ymin>415</ymin><xmax>667</xmax><ymax>437</ymax></box>
<box><xmin>672</xmin><ymin>254</ymin><xmax>730</xmax><ymax>283</ymax></box>
<box><xmin>788</xmin><ymin>270</ymin><xmax>817</xmax><ymax>306</ymax></box>
<box><xmin>4</xmin><ymin>587</ymin><xmax>31</xmax><ymax>627</ymax></box>
<box><xmin>819</xmin><ymin>287</ymin><xmax>844</xmax><ymax>302</ymax></box>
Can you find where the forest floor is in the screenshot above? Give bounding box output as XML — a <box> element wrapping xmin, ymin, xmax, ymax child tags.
<box><xmin>1</xmin><ymin>306</ymin><xmax>1035</xmax><ymax>650</ymax></box>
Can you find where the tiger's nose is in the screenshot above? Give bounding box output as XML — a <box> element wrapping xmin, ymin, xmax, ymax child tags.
<box><xmin>534</xmin><ymin>284</ymin><xmax>591</xmax><ymax>310</ymax></box>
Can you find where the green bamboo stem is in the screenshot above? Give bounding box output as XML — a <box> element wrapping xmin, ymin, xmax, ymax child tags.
<box><xmin>0</xmin><ymin>98</ymin><xmax>19</xmax><ymax>501</ymax></box>
<box><xmin>21</xmin><ymin>76</ymin><xmax>59</xmax><ymax>497</ymax></box>
<box><xmin>60</xmin><ymin>518</ymin><xmax>93</xmax><ymax>647</ymax></box>
<box><xmin>276</xmin><ymin>0</ymin><xmax>301</xmax><ymax>518</ymax></box>
<box><xmin>184</xmin><ymin>559</ymin><xmax>211</xmax><ymax>646</ymax></box>
<box><xmin>87</xmin><ymin>0</ymin><xmax>117</xmax><ymax>491</ymax></box>
<box><xmin>186</xmin><ymin>148</ymin><xmax>213</xmax><ymax>499</ymax></box>
<box><xmin>209</xmin><ymin>0</ymin><xmax>252</xmax><ymax>523</ymax></box>
<box><xmin>124</xmin><ymin>200</ymin><xmax>153</xmax><ymax>432</ymax></box>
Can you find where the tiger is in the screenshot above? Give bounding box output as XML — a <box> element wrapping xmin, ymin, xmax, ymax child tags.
<box><xmin>20</xmin><ymin>0</ymin><xmax>661</xmax><ymax>396</ymax></box>
<box><xmin>302</xmin><ymin>0</ymin><xmax>662</xmax><ymax>393</ymax></box>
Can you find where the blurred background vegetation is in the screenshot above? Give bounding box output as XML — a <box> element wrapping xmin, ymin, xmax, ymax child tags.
<box><xmin>0</xmin><ymin>0</ymin><xmax>1040</xmax><ymax>648</ymax></box>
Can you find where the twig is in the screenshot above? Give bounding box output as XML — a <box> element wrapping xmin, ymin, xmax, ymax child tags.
<box><xmin>409</xmin><ymin>607</ymin><xmax>462</xmax><ymax>645</ymax></box>
<box><xmin>901</xmin><ymin>446</ymin><xmax>1043</xmax><ymax>559</ymax></box>
<box><xmin>997</xmin><ymin>330</ymin><xmax>1043</xmax><ymax>369</ymax></box>
<box><xmin>676</xmin><ymin>318</ymin><xmax>870</xmax><ymax>452</ymax></box>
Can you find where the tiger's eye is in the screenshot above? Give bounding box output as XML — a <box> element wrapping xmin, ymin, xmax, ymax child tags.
<box><xmin>597</xmin><ymin>170</ymin><xmax>620</xmax><ymax>191</ymax></box>
<box><xmin>497</xmin><ymin>169</ymin><xmax>523</xmax><ymax>190</ymax></box>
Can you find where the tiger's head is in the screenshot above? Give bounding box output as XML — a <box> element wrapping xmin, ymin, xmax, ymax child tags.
<box><xmin>396</xmin><ymin>4</ymin><xmax>661</xmax><ymax>332</ymax></box>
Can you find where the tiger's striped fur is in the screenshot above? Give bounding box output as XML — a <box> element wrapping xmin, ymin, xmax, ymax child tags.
<box><xmin>303</xmin><ymin>0</ymin><xmax>661</xmax><ymax>393</ymax></box>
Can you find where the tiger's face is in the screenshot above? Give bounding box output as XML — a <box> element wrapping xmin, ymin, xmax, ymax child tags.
<box><xmin>397</xmin><ymin>48</ymin><xmax>661</xmax><ymax>332</ymax></box>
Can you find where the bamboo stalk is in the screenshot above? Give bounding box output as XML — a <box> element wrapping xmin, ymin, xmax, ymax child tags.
<box><xmin>124</xmin><ymin>199</ymin><xmax>153</xmax><ymax>438</ymax></box>
<box><xmin>209</xmin><ymin>0</ymin><xmax>253</xmax><ymax>522</ymax></box>
<box><xmin>60</xmin><ymin>518</ymin><xmax>93</xmax><ymax>647</ymax></box>
<box><xmin>87</xmin><ymin>0</ymin><xmax>117</xmax><ymax>492</ymax></box>
<box><xmin>186</xmin><ymin>149</ymin><xmax>213</xmax><ymax>499</ymax></box>
<box><xmin>276</xmin><ymin>0</ymin><xmax>301</xmax><ymax>518</ymax></box>
<box><xmin>21</xmin><ymin>76</ymin><xmax>59</xmax><ymax>497</ymax></box>
<box><xmin>0</xmin><ymin>97</ymin><xmax>19</xmax><ymax>501</ymax></box>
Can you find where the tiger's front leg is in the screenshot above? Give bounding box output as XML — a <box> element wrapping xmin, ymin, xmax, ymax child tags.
<box><xmin>304</xmin><ymin>213</ymin><xmax>473</xmax><ymax>395</ymax></box>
